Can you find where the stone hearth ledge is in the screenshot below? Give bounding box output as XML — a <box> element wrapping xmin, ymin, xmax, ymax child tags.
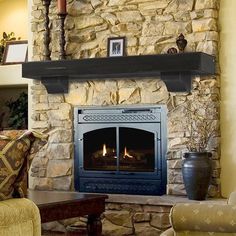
<box><xmin>105</xmin><ymin>193</ymin><xmax>226</xmax><ymax>205</ymax></box>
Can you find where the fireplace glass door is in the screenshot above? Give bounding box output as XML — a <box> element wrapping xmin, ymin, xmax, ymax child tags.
<box><xmin>75</xmin><ymin>106</ymin><xmax>167</xmax><ymax>195</ymax></box>
<box><xmin>83</xmin><ymin>126</ymin><xmax>155</xmax><ymax>173</ymax></box>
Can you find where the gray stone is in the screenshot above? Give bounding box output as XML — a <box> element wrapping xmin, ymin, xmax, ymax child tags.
<box><xmin>47</xmin><ymin>143</ymin><xmax>72</xmax><ymax>160</ymax></box>
<box><xmin>47</xmin><ymin>160</ymin><xmax>72</xmax><ymax>177</ymax></box>
<box><xmin>52</xmin><ymin>176</ymin><xmax>72</xmax><ymax>190</ymax></box>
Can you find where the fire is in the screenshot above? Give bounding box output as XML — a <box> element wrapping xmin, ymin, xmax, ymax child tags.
<box><xmin>102</xmin><ymin>144</ymin><xmax>107</xmax><ymax>156</ymax></box>
<box><xmin>124</xmin><ymin>147</ymin><xmax>133</xmax><ymax>158</ymax></box>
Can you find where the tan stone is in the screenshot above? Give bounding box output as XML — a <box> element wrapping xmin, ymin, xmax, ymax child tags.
<box><xmin>33</xmin><ymin>103</ymin><xmax>49</xmax><ymax>111</ymax></box>
<box><xmin>134</xmin><ymin>213</ymin><xmax>150</xmax><ymax>222</ymax></box>
<box><xmin>47</xmin><ymin>105</ymin><xmax>71</xmax><ymax>121</ymax></box>
<box><xmin>164</xmin><ymin>0</ymin><xmax>194</xmax><ymax>13</ymax></box>
<box><xmin>116</xmin><ymin>11</ymin><xmax>143</xmax><ymax>23</ymax></box>
<box><xmin>150</xmin><ymin>213</ymin><xmax>171</xmax><ymax>229</ymax></box>
<box><xmin>167</xmin><ymin>184</ymin><xmax>186</xmax><ymax>195</ymax></box>
<box><xmin>119</xmin><ymin>87</ymin><xmax>137</xmax><ymax>103</ymax></box>
<box><xmin>101</xmin><ymin>13</ymin><xmax>118</xmax><ymax>25</ymax></box>
<box><xmin>68</xmin><ymin>1</ymin><xmax>93</xmax><ymax>16</ymax></box>
<box><xmin>47</xmin><ymin>160</ymin><xmax>72</xmax><ymax>177</ymax></box>
<box><xmin>31</xmin><ymin>177</ymin><xmax>53</xmax><ymax>190</ymax></box>
<box><xmin>48</xmin><ymin>95</ymin><xmax>64</xmax><ymax>103</ymax></box>
<box><xmin>102</xmin><ymin>218</ymin><xmax>133</xmax><ymax>236</ymax></box>
<box><xmin>196</xmin><ymin>41</ymin><xmax>218</xmax><ymax>55</ymax></box>
<box><xmin>48</xmin><ymin>129</ymin><xmax>73</xmax><ymax>143</ymax></box>
<box><xmin>31</xmin><ymin>10</ymin><xmax>43</xmax><ymax>20</ymax></box>
<box><xmin>167</xmin><ymin>159</ymin><xmax>182</xmax><ymax>169</ymax></box>
<box><xmin>121</xmin><ymin>204</ymin><xmax>143</xmax><ymax>212</ymax></box>
<box><xmin>174</xmin><ymin>11</ymin><xmax>191</xmax><ymax>21</ymax></box>
<box><xmin>108</xmin><ymin>0</ymin><xmax>126</xmax><ymax>6</ymax></box>
<box><xmin>143</xmin><ymin>206</ymin><xmax>171</xmax><ymax>213</ymax></box>
<box><xmin>42</xmin><ymin>221</ymin><xmax>66</xmax><ymax>233</ymax></box>
<box><xmin>106</xmin><ymin>203</ymin><xmax>122</xmax><ymax>210</ymax></box>
<box><xmin>164</xmin><ymin>21</ymin><xmax>192</xmax><ymax>35</ymax></box>
<box><xmin>31</xmin><ymin>120</ymin><xmax>49</xmax><ymax>129</ymax></box>
<box><xmin>142</xmin><ymin>21</ymin><xmax>164</xmax><ymax>36</ymax></box>
<box><xmin>104</xmin><ymin>210</ymin><xmax>133</xmax><ymax>227</ymax></box>
<box><xmin>195</xmin><ymin>0</ymin><xmax>219</xmax><ymax>10</ymax></box>
<box><xmin>91</xmin><ymin>0</ymin><xmax>102</xmax><ymax>8</ymax></box>
<box><xmin>75</xmin><ymin>15</ymin><xmax>104</xmax><ymax>30</ymax></box>
<box><xmin>134</xmin><ymin>222</ymin><xmax>161</xmax><ymax>236</ymax></box>
<box><xmin>168</xmin><ymin>169</ymin><xmax>183</xmax><ymax>184</ymax></box>
<box><xmin>192</xmin><ymin>19</ymin><xmax>217</xmax><ymax>32</ymax></box>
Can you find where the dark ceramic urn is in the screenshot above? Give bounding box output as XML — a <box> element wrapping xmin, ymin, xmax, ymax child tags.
<box><xmin>182</xmin><ymin>152</ymin><xmax>212</xmax><ymax>200</ymax></box>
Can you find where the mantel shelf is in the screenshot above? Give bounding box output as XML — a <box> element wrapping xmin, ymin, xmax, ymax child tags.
<box><xmin>22</xmin><ymin>52</ymin><xmax>215</xmax><ymax>93</ymax></box>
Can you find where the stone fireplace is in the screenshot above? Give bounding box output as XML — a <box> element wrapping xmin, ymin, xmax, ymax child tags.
<box><xmin>28</xmin><ymin>0</ymin><xmax>220</xmax><ymax>199</ymax></box>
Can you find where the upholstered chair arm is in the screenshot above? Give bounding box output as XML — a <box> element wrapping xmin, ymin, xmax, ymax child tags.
<box><xmin>170</xmin><ymin>203</ymin><xmax>236</xmax><ymax>233</ymax></box>
<box><xmin>228</xmin><ymin>191</ymin><xmax>236</xmax><ymax>204</ymax></box>
<box><xmin>0</xmin><ymin>198</ymin><xmax>41</xmax><ymax>236</ymax></box>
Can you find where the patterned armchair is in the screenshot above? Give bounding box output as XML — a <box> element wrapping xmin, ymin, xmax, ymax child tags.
<box><xmin>161</xmin><ymin>192</ymin><xmax>236</xmax><ymax>236</ymax></box>
<box><xmin>0</xmin><ymin>130</ymin><xmax>48</xmax><ymax>236</ymax></box>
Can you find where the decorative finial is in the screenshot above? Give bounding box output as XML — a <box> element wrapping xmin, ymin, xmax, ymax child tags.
<box><xmin>176</xmin><ymin>33</ymin><xmax>187</xmax><ymax>53</ymax></box>
<box><xmin>167</xmin><ymin>47</ymin><xmax>178</xmax><ymax>54</ymax></box>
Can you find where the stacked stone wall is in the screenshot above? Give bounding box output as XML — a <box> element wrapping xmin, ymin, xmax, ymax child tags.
<box><xmin>30</xmin><ymin>0</ymin><xmax>221</xmax><ymax>196</ymax></box>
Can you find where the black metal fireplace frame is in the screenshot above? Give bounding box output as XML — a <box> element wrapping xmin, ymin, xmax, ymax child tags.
<box><xmin>74</xmin><ymin>105</ymin><xmax>167</xmax><ymax>195</ymax></box>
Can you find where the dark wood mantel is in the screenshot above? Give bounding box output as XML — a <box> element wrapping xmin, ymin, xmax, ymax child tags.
<box><xmin>22</xmin><ymin>52</ymin><xmax>215</xmax><ymax>93</ymax></box>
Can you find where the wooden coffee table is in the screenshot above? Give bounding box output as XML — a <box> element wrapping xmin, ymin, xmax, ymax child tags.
<box><xmin>27</xmin><ymin>190</ymin><xmax>108</xmax><ymax>236</ymax></box>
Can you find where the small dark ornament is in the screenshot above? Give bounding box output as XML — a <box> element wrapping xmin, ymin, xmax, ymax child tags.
<box><xmin>167</xmin><ymin>47</ymin><xmax>178</xmax><ymax>54</ymax></box>
<box><xmin>176</xmin><ymin>33</ymin><xmax>187</xmax><ymax>53</ymax></box>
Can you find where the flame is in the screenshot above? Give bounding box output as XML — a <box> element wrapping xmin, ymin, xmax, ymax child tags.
<box><xmin>103</xmin><ymin>144</ymin><xmax>107</xmax><ymax>156</ymax></box>
<box><xmin>124</xmin><ymin>147</ymin><xmax>133</xmax><ymax>158</ymax></box>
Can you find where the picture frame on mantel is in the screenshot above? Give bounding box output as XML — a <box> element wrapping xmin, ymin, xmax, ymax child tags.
<box><xmin>2</xmin><ymin>40</ymin><xmax>28</xmax><ymax>65</ymax></box>
<box><xmin>107</xmin><ymin>37</ymin><xmax>126</xmax><ymax>57</ymax></box>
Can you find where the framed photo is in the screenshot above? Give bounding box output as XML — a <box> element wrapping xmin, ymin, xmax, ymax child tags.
<box><xmin>2</xmin><ymin>40</ymin><xmax>28</xmax><ymax>65</ymax></box>
<box><xmin>107</xmin><ymin>37</ymin><xmax>126</xmax><ymax>57</ymax></box>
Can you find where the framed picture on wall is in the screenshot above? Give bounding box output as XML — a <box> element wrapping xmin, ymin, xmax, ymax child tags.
<box><xmin>2</xmin><ymin>40</ymin><xmax>28</xmax><ymax>65</ymax></box>
<box><xmin>107</xmin><ymin>37</ymin><xmax>126</xmax><ymax>57</ymax></box>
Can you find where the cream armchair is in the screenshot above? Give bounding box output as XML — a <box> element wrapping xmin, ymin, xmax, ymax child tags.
<box><xmin>0</xmin><ymin>198</ymin><xmax>41</xmax><ymax>236</ymax></box>
<box><xmin>161</xmin><ymin>192</ymin><xmax>236</xmax><ymax>236</ymax></box>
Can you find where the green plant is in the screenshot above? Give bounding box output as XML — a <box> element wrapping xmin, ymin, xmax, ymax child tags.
<box><xmin>0</xmin><ymin>32</ymin><xmax>21</xmax><ymax>62</ymax></box>
<box><xmin>5</xmin><ymin>92</ymin><xmax>28</xmax><ymax>129</ymax></box>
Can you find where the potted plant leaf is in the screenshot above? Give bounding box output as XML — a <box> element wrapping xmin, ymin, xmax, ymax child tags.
<box><xmin>182</xmin><ymin>79</ymin><xmax>219</xmax><ymax>200</ymax></box>
<box><xmin>5</xmin><ymin>92</ymin><xmax>28</xmax><ymax>129</ymax></box>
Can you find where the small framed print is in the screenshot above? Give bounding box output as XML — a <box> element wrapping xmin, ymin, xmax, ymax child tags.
<box><xmin>107</xmin><ymin>37</ymin><xmax>126</xmax><ymax>57</ymax></box>
<box><xmin>2</xmin><ymin>40</ymin><xmax>28</xmax><ymax>65</ymax></box>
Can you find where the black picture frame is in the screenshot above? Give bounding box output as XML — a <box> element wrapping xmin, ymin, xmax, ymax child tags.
<box><xmin>107</xmin><ymin>37</ymin><xmax>126</xmax><ymax>57</ymax></box>
<box><xmin>2</xmin><ymin>40</ymin><xmax>28</xmax><ymax>65</ymax></box>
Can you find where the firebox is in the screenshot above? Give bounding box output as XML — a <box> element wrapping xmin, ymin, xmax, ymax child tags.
<box><xmin>74</xmin><ymin>105</ymin><xmax>167</xmax><ymax>195</ymax></box>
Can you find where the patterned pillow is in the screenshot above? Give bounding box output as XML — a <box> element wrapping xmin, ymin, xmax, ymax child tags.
<box><xmin>0</xmin><ymin>130</ymin><xmax>48</xmax><ymax>200</ymax></box>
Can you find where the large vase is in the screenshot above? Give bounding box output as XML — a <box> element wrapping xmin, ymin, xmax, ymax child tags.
<box><xmin>182</xmin><ymin>152</ymin><xmax>212</xmax><ymax>200</ymax></box>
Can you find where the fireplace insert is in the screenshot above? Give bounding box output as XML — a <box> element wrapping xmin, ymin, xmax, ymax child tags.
<box><xmin>74</xmin><ymin>105</ymin><xmax>167</xmax><ymax>195</ymax></box>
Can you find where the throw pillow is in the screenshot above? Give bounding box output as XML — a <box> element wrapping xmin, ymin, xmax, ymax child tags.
<box><xmin>0</xmin><ymin>130</ymin><xmax>48</xmax><ymax>200</ymax></box>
